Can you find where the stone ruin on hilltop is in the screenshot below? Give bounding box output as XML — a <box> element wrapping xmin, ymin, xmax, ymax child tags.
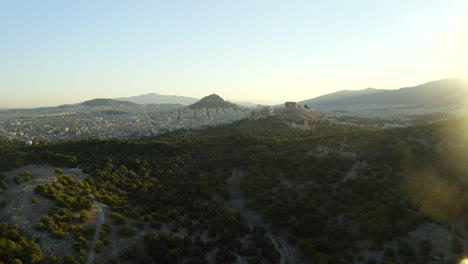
<box><xmin>250</xmin><ymin>102</ymin><xmax>319</xmax><ymax>130</ymax></box>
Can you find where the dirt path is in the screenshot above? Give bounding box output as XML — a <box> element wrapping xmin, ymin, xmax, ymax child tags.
<box><xmin>226</xmin><ymin>168</ymin><xmax>301</xmax><ymax>264</ymax></box>
<box><xmin>226</xmin><ymin>168</ymin><xmax>263</xmax><ymax>226</ymax></box>
<box><xmin>86</xmin><ymin>199</ymin><xmax>105</xmax><ymax>264</ymax></box>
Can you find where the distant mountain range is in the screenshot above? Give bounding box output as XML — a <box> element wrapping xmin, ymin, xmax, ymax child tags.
<box><xmin>299</xmin><ymin>78</ymin><xmax>468</xmax><ymax>108</ymax></box>
<box><xmin>188</xmin><ymin>94</ymin><xmax>240</xmax><ymax>110</ymax></box>
<box><xmin>2</xmin><ymin>79</ymin><xmax>465</xmax><ymax>110</ymax></box>
<box><xmin>80</xmin><ymin>94</ymin><xmax>243</xmax><ymax>110</ymax></box>
<box><xmin>1</xmin><ymin>94</ymin><xmax>244</xmax><ymax>113</ymax></box>
<box><xmin>116</xmin><ymin>93</ymin><xmax>199</xmax><ymax>105</ymax></box>
<box><xmin>79</xmin><ymin>98</ymin><xmax>138</xmax><ymax>107</ymax></box>
<box><xmin>300</xmin><ymin>88</ymin><xmax>385</xmax><ymax>106</ymax></box>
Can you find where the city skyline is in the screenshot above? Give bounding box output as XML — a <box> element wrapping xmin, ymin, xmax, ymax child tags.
<box><xmin>1</xmin><ymin>0</ymin><xmax>467</xmax><ymax>108</ymax></box>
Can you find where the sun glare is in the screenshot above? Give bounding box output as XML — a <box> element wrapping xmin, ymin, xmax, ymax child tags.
<box><xmin>460</xmin><ymin>258</ymin><xmax>468</xmax><ymax>264</ymax></box>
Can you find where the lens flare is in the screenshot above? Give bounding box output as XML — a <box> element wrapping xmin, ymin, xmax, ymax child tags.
<box><xmin>460</xmin><ymin>258</ymin><xmax>468</xmax><ymax>264</ymax></box>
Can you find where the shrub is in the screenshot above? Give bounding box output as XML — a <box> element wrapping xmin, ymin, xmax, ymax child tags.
<box><xmin>119</xmin><ymin>225</ymin><xmax>136</xmax><ymax>237</ymax></box>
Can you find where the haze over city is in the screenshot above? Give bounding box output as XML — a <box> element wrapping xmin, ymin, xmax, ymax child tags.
<box><xmin>1</xmin><ymin>0</ymin><xmax>467</xmax><ymax>108</ymax></box>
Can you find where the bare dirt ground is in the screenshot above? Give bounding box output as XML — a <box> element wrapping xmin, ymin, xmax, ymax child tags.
<box><xmin>343</xmin><ymin>160</ymin><xmax>369</xmax><ymax>182</ymax></box>
<box><xmin>408</xmin><ymin>223</ymin><xmax>468</xmax><ymax>263</ymax></box>
<box><xmin>86</xmin><ymin>199</ymin><xmax>105</xmax><ymax>264</ymax></box>
<box><xmin>0</xmin><ymin>165</ymin><xmax>82</xmax><ymax>259</ymax></box>
<box><xmin>0</xmin><ymin>164</ymin><xmax>104</xmax><ymax>262</ymax></box>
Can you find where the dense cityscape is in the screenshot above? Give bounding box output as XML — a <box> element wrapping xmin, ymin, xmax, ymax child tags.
<box><xmin>0</xmin><ymin>102</ymin><xmax>251</xmax><ymax>142</ymax></box>
<box><xmin>1</xmin><ymin>93</ymin><xmax>466</xmax><ymax>143</ymax></box>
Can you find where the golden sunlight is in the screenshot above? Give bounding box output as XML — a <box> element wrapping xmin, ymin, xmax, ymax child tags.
<box><xmin>460</xmin><ymin>258</ymin><xmax>468</xmax><ymax>264</ymax></box>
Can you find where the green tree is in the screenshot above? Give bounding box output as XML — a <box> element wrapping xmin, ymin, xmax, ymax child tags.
<box><xmin>79</xmin><ymin>210</ymin><xmax>90</xmax><ymax>223</ymax></box>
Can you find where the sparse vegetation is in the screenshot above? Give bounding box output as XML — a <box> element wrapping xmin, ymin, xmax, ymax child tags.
<box><xmin>119</xmin><ymin>225</ymin><xmax>136</xmax><ymax>237</ymax></box>
<box><xmin>14</xmin><ymin>170</ymin><xmax>33</xmax><ymax>184</ymax></box>
<box><xmin>34</xmin><ymin>175</ymin><xmax>93</xmax><ymax>210</ymax></box>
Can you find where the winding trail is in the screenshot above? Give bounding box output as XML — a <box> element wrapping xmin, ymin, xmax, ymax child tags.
<box><xmin>86</xmin><ymin>200</ymin><xmax>105</xmax><ymax>264</ymax></box>
<box><xmin>226</xmin><ymin>168</ymin><xmax>301</xmax><ymax>264</ymax></box>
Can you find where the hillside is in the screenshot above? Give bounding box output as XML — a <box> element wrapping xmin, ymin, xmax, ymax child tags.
<box><xmin>188</xmin><ymin>94</ymin><xmax>240</xmax><ymax>110</ymax></box>
<box><xmin>2</xmin><ymin>116</ymin><xmax>468</xmax><ymax>263</ymax></box>
<box><xmin>158</xmin><ymin>116</ymin><xmax>361</xmax><ymax>139</ymax></box>
<box><xmin>299</xmin><ymin>88</ymin><xmax>385</xmax><ymax>106</ymax></box>
<box><xmin>117</xmin><ymin>93</ymin><xmax>199</xmax><ymax>105</ymax></box>
<box><xmin>79</xmin><ymin>98</ymin><xmax>138</xmax><ymax>107</ymax></box>
<box><xmin>300</xmin><ymin>78</ymin><xmax>468</xmax><ymax>108</ymax></box>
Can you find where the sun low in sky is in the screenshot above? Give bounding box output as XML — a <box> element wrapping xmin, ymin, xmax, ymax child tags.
<box><xmin>0</xmin><ymin>0</ymin><xmax>467</xmax><ymax>108</ymax></box>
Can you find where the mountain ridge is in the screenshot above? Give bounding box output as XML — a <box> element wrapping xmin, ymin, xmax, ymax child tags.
<box><xmin>299</xmin><ymin>88</ymin><xmax>386</xmax><ymax>106</ymax></box>
<box><xmin>116</xmin><ymin>93</ymin><xmax>199</xmax><ymax>105</ymax></box>
<box><xmin>79</xmin><ymin>98</ymin><xmax>138</xmax><ymax>107</ymax></box>
<box><xmin>299</xmin><ymin>78</ymin><xmax>468</xmax><ymax>108</ymax></box>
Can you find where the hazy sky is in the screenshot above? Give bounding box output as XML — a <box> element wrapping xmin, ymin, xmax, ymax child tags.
<box><xmin>1</xmin><ymin>0</ymin><xmax>467</xmax><ymax>108</ymax></box>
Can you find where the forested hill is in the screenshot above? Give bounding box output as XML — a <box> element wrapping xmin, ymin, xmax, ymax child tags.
<box><xmin>2</xmin><ymin>117</ymin><xmax>468</xmax><ymax>263</ymax></box>
<box><xmin>0</xmin><ymin>138</ymin><xmax>27</xmax><ymax>170</ymax></box>
<box><xmin>156</xmin><ymin>116</ymin><xmax>361</xmax><ymax>139</ymax></box>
